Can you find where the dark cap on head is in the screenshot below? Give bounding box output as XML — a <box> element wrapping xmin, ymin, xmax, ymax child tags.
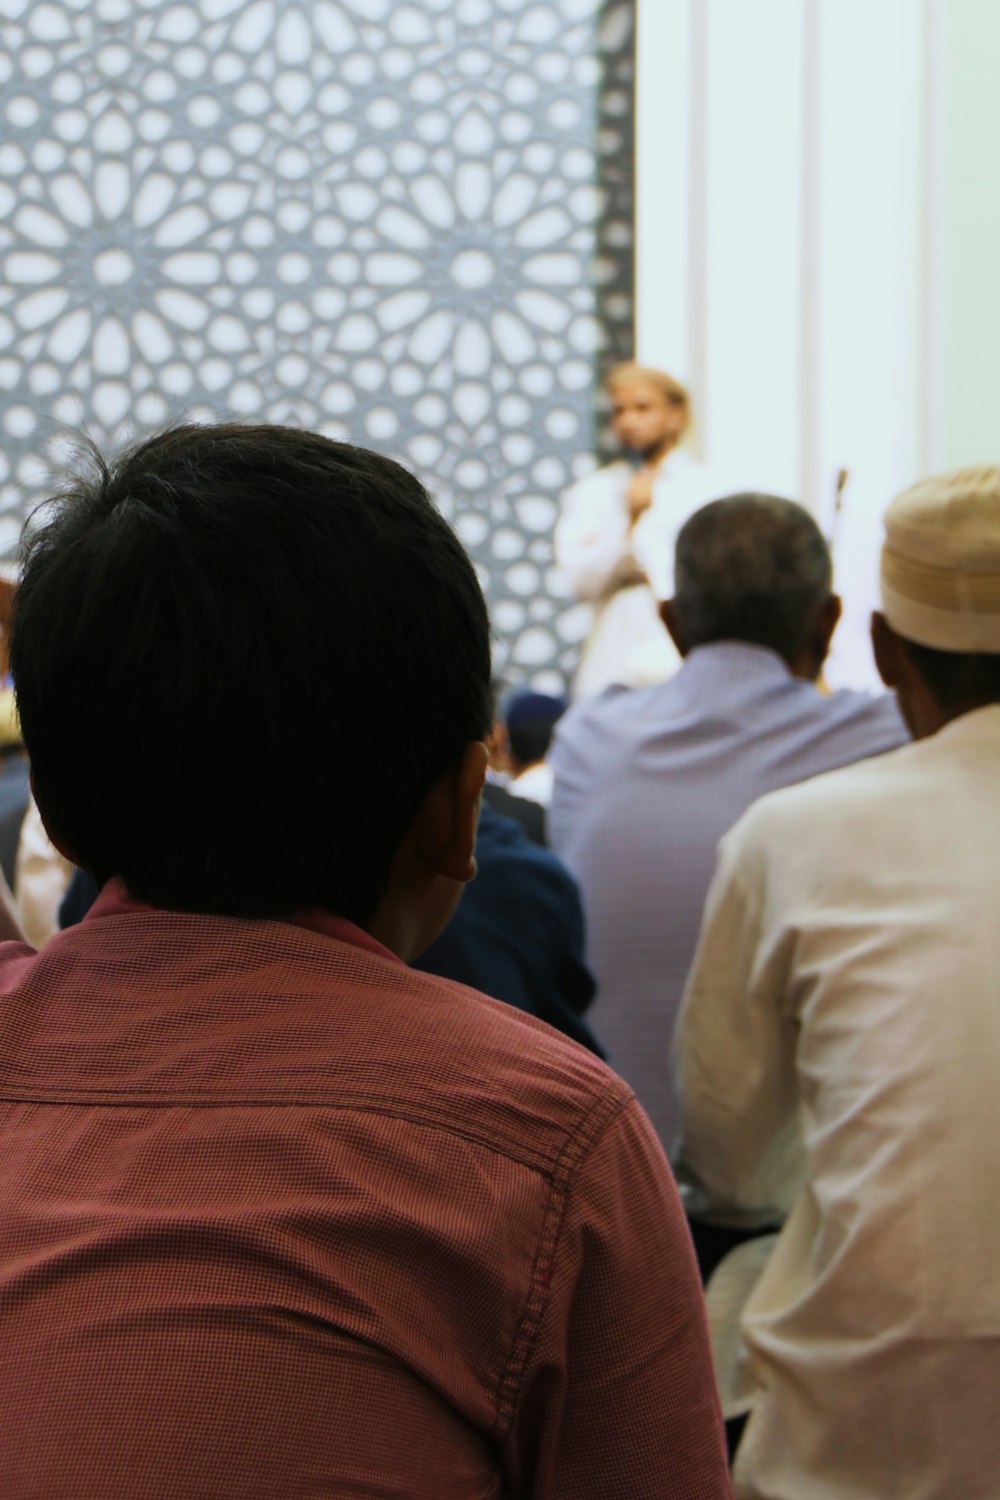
<box><xmin>504</xmin><ymin>690</ymin><xmax>567</xmax><ymax>766</ymax></box>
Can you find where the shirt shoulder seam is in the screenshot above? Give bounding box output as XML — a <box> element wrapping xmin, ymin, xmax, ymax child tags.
<box><xmin>490</xmin><ymin>1079</ymin><xmax>633</xmax><ymax>1440</ymax></box>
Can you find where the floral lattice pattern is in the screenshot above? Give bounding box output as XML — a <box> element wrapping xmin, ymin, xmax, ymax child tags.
<box><xmin>0</xmin><ymin>0</ymin><xmax>633</xmax><ymax>684</ymax></box>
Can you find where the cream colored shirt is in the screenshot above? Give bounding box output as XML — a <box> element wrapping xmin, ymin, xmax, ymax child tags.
<box><xmin>675</xmin><ymin>705</ymin><xmax>1000</xmax><ymax>1499</ymax></box>
<box><xmin>554</xmin><ymin>452</ymin><xmax>725</xmax><ymax>697</ymax></box>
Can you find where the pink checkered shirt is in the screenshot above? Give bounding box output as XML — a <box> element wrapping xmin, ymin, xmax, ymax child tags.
<box><xmin>0</xmin><ymin>884</ymin><xmax>730</xmax><ymax>1498</ymax></box>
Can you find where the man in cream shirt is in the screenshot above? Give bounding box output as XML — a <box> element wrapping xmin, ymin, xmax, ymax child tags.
<box><xmin>554</xmin><ymin>363</ymin><xmax>724</xmax><ymax>696</ymax></box>
<box><xmin>674</xmin><ymin>466</ymin><xmax>1000</xmax><ymax>1497</ymax></box>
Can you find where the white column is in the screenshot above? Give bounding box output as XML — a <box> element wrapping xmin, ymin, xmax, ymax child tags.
<box><xmin>700</xmin><ymin>0</ymin><xmax>805</xmax><ymax>494</ymax></box>
<box><xmin>938</xmin><ymin>0</ymin><xmax>1000</xmax><ymax>468</ymax></box>
<box><xmin>634</xmin><ymin>0</ymin><xmax>693</xmax><ymax>384</ymax></box>
<box><xmin>635</xmin><ymin>0</ymin><xmax>931</xmax><ymax>687</ymax></box>
<box><xmin>811</xmin><ymin>0</ymin><xmax>927</xmax><ymax>686</ymax></box>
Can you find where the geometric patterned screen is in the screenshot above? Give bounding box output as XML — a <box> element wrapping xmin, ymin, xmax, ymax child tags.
<box><xmin>0</xmin><ymin>0</ymin><xmax>634</xmax><ymax>690</ymax></box>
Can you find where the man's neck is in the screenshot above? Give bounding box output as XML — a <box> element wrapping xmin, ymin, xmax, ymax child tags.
<box><xmin>918</xmin><ymin>694</ymin><xmax>1000</xmax><ymax>739</ymax></box>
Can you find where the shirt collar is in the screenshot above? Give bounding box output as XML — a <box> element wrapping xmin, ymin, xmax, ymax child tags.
<box><xmin>84</xmin><ymin>879</ymin><xmax>401</xmax><ymax>964</ymax></box>
<box><xmin>932</xmin><ymin>700</ymin><xmax>1000</xmax><ymax>747</ymax></box>
<box><xmin>681</xmin><ymin>639</ymin><xmax>800</xmax><ymax>681</ymax></box>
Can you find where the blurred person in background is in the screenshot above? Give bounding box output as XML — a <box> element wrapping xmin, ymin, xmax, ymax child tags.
<box><xmin>549</xmin><ymin>493</ymin><xmax>907</xmax><ymax>1210</ymax></box>
<box><xmin>554</xmin><ymin>362</ymin><xmax>726</xmax><ymax>697</ymax></box>
<box><xmin>482</xmin><ymin>679</ymin><xmax>547</xmax><ymax>845</ymax></box>
<box><xmin>414</xmin><ymin>794</ymin><xmax>601</xmax><ymax>1055</ymax></box>
<box><xmin>502</xmin><ymin>688</ymin><xmax>567</xmax><ymax>810</ymax></box>
<box><xmin>674</xmin><ymin>466</ymin><xmax>1000</xmax><ymax>1497</ymax></box>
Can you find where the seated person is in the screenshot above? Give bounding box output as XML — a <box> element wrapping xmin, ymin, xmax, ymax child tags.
<box><xmin>673</xmin><ymin>466</ymin><xmax>1000</xmax><ymax>1497</ymax></box>
<box><xmin>481</xmin><ymin>679</ymin><xmax>547</xmax><ymax>845</ymax></box>
<box><xmin>414</xmin><ymin>798</ymin><xmax>602</xmax><ymax>1055</ymax></box>
<box><xmin>502</xmin><ymin>689</ymin><xmax>566</xmax><ymax>809</ymax></box>
<box><xmin>549</xmin><ymin>493</ymin><xmax>907</xmax><ymax>1171</ymax></box>
<box><xmin>0</xmin><ymin>422</ymin><xmax>730</xmax><ymax>1499</ymax></box>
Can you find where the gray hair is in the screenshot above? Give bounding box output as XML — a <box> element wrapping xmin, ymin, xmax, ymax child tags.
<box><xmin>673</xmin><ymin>493</ymin><xmax>833</xmax><ymax>662</ymax></box>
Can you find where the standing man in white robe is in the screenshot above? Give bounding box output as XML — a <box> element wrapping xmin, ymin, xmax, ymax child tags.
<box><xmin>554</xmin><ymin>363</ymin><xmax>725</xmax><ymax>697</ymax></box>
<box><xmin>674</xmin><ymin>466</ymin><xmax>1000</xmax><ymax>1498</ymax></box>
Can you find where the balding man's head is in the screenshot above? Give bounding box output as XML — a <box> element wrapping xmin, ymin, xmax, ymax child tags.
<box><xmin>668</xmin><ymin>493</ymin><xmax>837</xmax><ymax>676</ymax></box>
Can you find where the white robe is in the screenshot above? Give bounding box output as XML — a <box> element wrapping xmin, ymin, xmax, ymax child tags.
<box><xmin>674</xmin><ymin>704</ymin><xmax>1000</xmax><ymax>1499</ymax></box>
<box><xmin>554</xmin><ymin>451</ymin><xmax>725</xmax><ymax>698</ymax></box>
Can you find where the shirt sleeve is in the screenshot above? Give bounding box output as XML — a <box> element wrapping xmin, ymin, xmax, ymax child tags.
<box><xmin>671</xmin><ymin>815</ymin><xmax>806</xmax><ymax>1226</ymax></box>
<box><xmin>553</xmin><ymin>472</ymin><xmax>631</xmax><ymax>603</ymax></box>
<box><xmin>504</xmin><ymin>1094</ymin><xmax>733</xmax><ymax>1500</ymax></box>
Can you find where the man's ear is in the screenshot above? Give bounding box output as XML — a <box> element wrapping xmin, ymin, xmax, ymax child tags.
<box><xmin>660</xmin><ymin>599</ymin><xmax>687</xmax><ymax>656</ymax></box>
<box><xmin>814</xmin><ymin>593</ymin><xmax>843</xmax><ymax>664</ymax></box>
<box><xmin>871</xmin><ymin>610</ymin><xmax>904</xmax><ymax>689</ymax></box>
<box><xmin>415</xmin><ymin>741</ymin><xmax>488</xmax><ymax>885</ymax></box>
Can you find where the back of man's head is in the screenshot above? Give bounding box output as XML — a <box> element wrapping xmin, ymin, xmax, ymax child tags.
<box><xmin>504</xmin><ymin>690</ymin><xmax>566</xmax><ymax>770</ymax></box>
<box><xmin>11</xmin><ymin>424</ymin><xmax>491</xmax><ymax>925</ymax></box>
<box><xmin>878</xmin><ymin>464</ymin><xmax>1000</xmax><ymax>715</ymax></box>
<box><xmin>672</xmin><ymin>493</ymin><xmax>833</xmax><ymax>666</ymax></box>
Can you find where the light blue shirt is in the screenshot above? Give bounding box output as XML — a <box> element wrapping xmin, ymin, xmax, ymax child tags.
<box><xmin>548</xmin><ymin>641</ymin><xmax>908</xmax><ymax>1150</ymax></box>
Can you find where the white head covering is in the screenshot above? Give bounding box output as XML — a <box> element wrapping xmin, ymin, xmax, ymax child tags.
<box><xmin>880</xmin><ymin>466</ymin><xmax>1000</xmax><ymax>651</ymax></box>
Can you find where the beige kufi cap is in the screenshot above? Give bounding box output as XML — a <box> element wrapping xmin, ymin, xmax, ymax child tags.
<box><xmin>880</xmin><ymin>466</ymin><xmax>1000</xmax><ymax>651</ymax></box>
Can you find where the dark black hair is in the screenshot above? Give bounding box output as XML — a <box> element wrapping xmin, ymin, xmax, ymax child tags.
<box><xmin>11</xmin><ymin>423</ymin><xmax>492</xmax><ymax>924</ymax></box>
<box><xmin>673</xmin><ymin>493</ymin><xmax>833</xmax><ymax>663</ymax></box>
<box><xmin>902</xmin><ymin>639</ymin><xmax>1000</xmax><ymax>715</ymax></box>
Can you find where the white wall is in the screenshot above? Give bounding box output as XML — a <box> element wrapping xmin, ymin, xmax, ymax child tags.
<box><xmin>637</xmin><ymin>0</ymin><xmax>998</xmax><ymax>688</ymax></box>
<box><xmin>939</xmin><ymin>0</ymin><xmax>1000</xmax><ymax>469</ymax></box>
